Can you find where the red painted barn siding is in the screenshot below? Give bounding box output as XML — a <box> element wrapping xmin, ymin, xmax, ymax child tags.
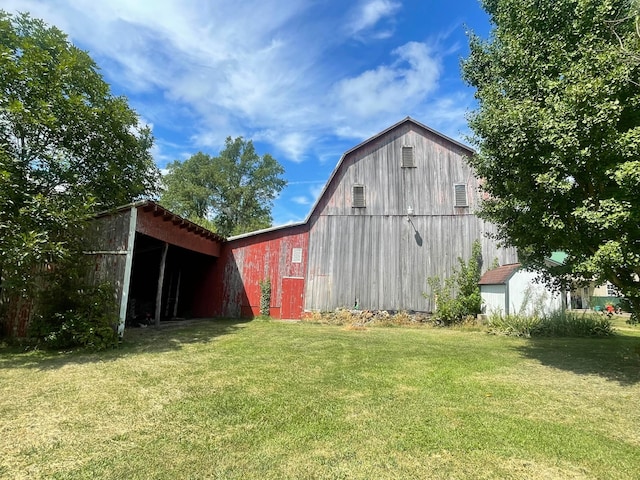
<box><xmin>212</xmin><ymin>225</ymin><xmax>309</xmax><ymax>319</ymax></box>
<box><xmin>190</xmin><ymin>256</ymin><xmax>220</xmax><ymax>317</ymax></box>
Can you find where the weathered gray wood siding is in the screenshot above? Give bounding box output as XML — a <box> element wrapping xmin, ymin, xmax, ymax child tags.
<box><xmin>84</xmin><ymin>209</ymin><xmax>133</xmax><ymax>316</ymax></box>
<box><xmin>305</xmin><ymin>122</ymin><xmax>517</xmax><ymax>312</ymax></box>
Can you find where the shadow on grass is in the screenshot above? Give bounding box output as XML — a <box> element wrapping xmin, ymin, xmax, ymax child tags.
<box><xmin>515</xmin><ymin>332</ymin><xmax>640</xmax><ymax>386</ymax></box>
<box><xmin>0</xmin><ymin>317</ymin><xmax>251</xmax><ymax>371</ymax></box>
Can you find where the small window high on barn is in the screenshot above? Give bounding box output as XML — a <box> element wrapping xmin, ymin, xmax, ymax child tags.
<box><xmin>454</xmin><ymin>184</ymin><xmax>468</xmax><ymax>207</ymax></box>
<box><xmin>352</xmin><ymin>185</ymin><xmax>366</xmax><ymax>208</ymax></box>
<box><xmin>401</xmin><ymin>146</ymin><xmax>415</xmax><ymax>168</ymax></box>
<box><xmin>292</xmin><ymin>248</ymin><xmax>303</xmax><ymax>264</ymax></box>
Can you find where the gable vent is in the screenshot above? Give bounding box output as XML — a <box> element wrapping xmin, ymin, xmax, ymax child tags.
<box><xmin>401</xmin><ymin>146</ymin><xmax>415</xmax><ymax>168</ymax></box>
<box><xmin>352</xmin><ymin>185</ymin><xmax>366</xmax><ymax>208</ymax></box>
<box><xmin>454</xmin><ymin>184</ymin><xmax>468</xmax><ymax>207</ymax></box>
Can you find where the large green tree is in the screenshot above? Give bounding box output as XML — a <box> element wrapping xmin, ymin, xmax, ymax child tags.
<box><xmin>160</xmin><ymin>137</ymin><xmax>286</xmax><ymax>237</ymax></box>
<box><xmin>0</xmin><ymin>12</ymin><xmax>158</xmax><ymax>309</ymax></box>
<box><xmin>461</xmin><ymin>0</ymin><xmax>640</xmax><ymax>317</ymax></box>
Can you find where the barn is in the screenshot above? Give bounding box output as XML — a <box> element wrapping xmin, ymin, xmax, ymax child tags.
<box><xmin>212</xmin><ymin>117</ymin><xmax>518</xmax><ymax>318</ymax></box>
<box><xmin>1</xmin><ymin>117</ymin><xmax>520</xmax><ymax>338</ymax></box>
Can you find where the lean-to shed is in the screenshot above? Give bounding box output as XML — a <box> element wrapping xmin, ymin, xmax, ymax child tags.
<box><xmin>88</xmin><ymin>201</ymin><xmax>225</xmax><ymax>335</ymax></box>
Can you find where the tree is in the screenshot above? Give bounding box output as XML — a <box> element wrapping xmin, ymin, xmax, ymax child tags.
<box><xmin>619</xmin><ymin>0</ymin><xmax>640</xmax><ymax>63</ymax></box>
<box><xmin>160</xmin><ymin>137</ymin><xmax>286</xmax><ymax>237</ymax></box>
<box><xmin>461</xmin><ymin>0</ymin><xmax>640</xmax><ymax>319</ymax></box>
<box><xmin>0</xmin><ymin>12</ymin><xmax>158</xmax><ymax>335</ymax></box>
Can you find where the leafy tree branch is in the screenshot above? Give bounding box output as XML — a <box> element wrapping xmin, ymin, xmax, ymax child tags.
<box><xmin>461</xmin><ymin>0</ymin><xmax>640</xmax><ymax>320</ymax></box>
<box><xmin>0</xmin><ymin>11</ymin><xmax>158</xmax><ymax>343</ymax></box>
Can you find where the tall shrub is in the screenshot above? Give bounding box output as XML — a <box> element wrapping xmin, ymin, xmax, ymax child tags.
<box><xmin>426</xmin><ymin>240</ymin><xmax>483</xmax><ymax>325</ymax></box>
<box><xmin>28</xmin><ymin>256</ymin><xmax>119</xmax><ymax>350</ymax></box>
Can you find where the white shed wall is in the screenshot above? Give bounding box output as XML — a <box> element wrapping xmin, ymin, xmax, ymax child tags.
<box><xmin>508</xmin><ymin>270</ymin><xmax>564</xmax><ymax>316</ymax></box>
<box><xmin>480</xmin><ymin>284</ymin><xmax>507</xmax><ymax>315</ymax></box>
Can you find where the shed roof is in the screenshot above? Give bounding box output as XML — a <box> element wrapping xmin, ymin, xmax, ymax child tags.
<box><xmin>96</xmin><ymin>200</ymin><xmax>226</xmax><ymax>243</ymax></box>
<box><xmin>479</xmin><ymin>263</ymin><xmax>521</xmax><ymax>285</ymax></box>
<box><xmin>549</xmin><ymin>251</ymin><xmax>567</xmax><ymax>264</ymax></box>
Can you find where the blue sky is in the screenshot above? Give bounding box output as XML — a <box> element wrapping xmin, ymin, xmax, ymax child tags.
<box><xmin>5</xmin><ymin>0</ymin><xmax>493</xmax><ymax>226</ymax></box>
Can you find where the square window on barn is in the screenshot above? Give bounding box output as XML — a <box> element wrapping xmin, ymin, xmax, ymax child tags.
<box><xmin>292</xmin><ymin>248</ymin><xmax>303</xmax><ymax>264</ymax></box>
<box><xmin>352</xmin><ymin>185</ymin><xmax>366</xmax><ymax>208</ymax></box>
<box><xmin>606</xmin><ymin>282</ymin><xmax>618</xmax><ymax>296</ymax></box>
<box><xmin>454</xmin><ymin>184</ymin><xmax>468</xmax><ymax>207</ymax></box>
<box><xmin>401</xmin><ymin>146</ymin><xmax>415</xmax><ymax>168</ymax></box>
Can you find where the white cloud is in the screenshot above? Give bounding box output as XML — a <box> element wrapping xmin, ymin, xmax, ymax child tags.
<box><xmin>287</xmin><ymin>180</ymin><xmax>328</xmax><ymax>185</ymax></box>
<box><xmin>254</xmin><ymin>130</ymin><xmax>313</xmax><ymax>164</ymax></box>
<box><xmin>152</xmin><ymin>138</ymin><xmax>195</xmax><ymax>167</ymax></box>
<box><xmin>347</xmin><ymin>0</ymin><xmax>401</xmax><ymax>37</ymax></box>
<box><xmin>330</xmin><ymin>41</ymin><xmax>441</xmax><ymax>133</ymax></box>
<box><xmin>310</xmin><ymin>184</ymin><xmax>325</xmax><ymax>203</ymax></box>
<box><xmin>291</xmin><ymin>196</ymin><xmax>310</xmax><ymax>205</ymax></box>
<box><xmin>2</xmin><ymin>1</ymin><xmax>471</xmax><ymax>165</ymax></box>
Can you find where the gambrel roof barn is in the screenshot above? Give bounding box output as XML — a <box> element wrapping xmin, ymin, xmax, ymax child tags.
<box><xmin>211</xmin><ymin>117</ymin><xmax>518</xmax><ymax>319</ymax></box>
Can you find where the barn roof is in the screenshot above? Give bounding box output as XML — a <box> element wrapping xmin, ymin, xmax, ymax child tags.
<box><xmin>338</xmin><ymin>116</ymin><xmax>474</xmax><ymax>159</ymax></box>
<box><xmin>228</xmin><ymin>117</ymin><xmax>474</xmax><ymax>242</ymax></box>
<box><xmin>226</xmin><ymin>220</ymin><xmax>306</xmax><ymax>241</ymax></box>
<box><xmin>478</xmin><ymin>263</ymin><xmax>521</xmax><ymax>285</ymax></box>
<box><xmin>305</xmin><ymin>117</ymin><xmax>474</xmax><ymax>221</ymax></box>
<box><xmin>549</xmin><ymin>251</ymin><xmax>567</xmax><ymax>264</ymax></box>
<box><xmin>96</xmin><ymin>200</ymin><xmax>226</xmax><ymax>244</ymax></box>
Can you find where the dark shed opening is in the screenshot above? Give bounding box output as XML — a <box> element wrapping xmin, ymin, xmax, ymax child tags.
<box><xmin>126</xmin><ymin>233</ymin><xmax>218</xmax><ymax>327</ymax></box>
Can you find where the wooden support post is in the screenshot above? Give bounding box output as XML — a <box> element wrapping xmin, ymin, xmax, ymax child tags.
<box><xmin>155</xmin><ymin>242</ymin><xmax>168</xmax><ymax>328</ymax></box>
<box><xmin>173</xmin><ymin>269</ymin><xmax>181</xmax><ymax>318</ymax></box>
<box><xmin>165</xmin><ymin>272</ymin><xmax>174</xmax><ymax>318</ymax></box>
<box><xmin>118</xmin><ymin>206</ymin><xmax>138</xmax><ymax>338</ymax></box>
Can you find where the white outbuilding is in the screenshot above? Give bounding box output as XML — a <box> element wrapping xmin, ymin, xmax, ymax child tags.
<box><xmin>479</xmin><ymin>263</ymin><xmax>567</xmax><ymax>317</ymax></box>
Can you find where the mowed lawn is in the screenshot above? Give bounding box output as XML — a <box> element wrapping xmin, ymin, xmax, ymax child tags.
<box><xmin>1</xmin><ymin>319</ymin><xmax>639</xmax><ymax>479</ymax></box>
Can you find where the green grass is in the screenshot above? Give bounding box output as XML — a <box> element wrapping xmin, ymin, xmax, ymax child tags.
<box><xmin>1</xmin><ymin>318</ymin><xmax>639</xmax><ymax>479</ymax></box>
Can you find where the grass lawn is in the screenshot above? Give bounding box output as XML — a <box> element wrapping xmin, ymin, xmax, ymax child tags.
<box><xmin>1</xmin><ymin>317</ymin><xmax>639</xmax><ymax>479</ymax></box>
